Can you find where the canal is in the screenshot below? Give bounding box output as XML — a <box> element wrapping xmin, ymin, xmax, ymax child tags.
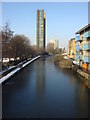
<box><xmin>2</xmin><ymin>56</ymin><xmax>88</xmax><ymax>118</ymax></box>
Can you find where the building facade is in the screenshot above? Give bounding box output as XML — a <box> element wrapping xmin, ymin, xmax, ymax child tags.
<box><xmin>75</xmin><ymin>24</ymin><xmax>90</xmax><ymax>70</ymax></box>
<box><xmin>36</xmin><ymin>9</ymin><xmax>46</xmax><ymax>49</ymax></box>
<box><xmin>50</xmin><ymin>39</ymin><xmax>59</xmax><ymax>49</ymax></box>
<box><xmin>67</xmin><ymin>38</ymin><xmax>75</xmax><ymax>60</ymax></box>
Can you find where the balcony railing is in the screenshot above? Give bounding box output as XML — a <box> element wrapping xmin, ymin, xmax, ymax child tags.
<box><xmin>79</xmin><ymin>55</ymin><xmax>82</xmax><ymax>60</ymax></box>
<box><xmin>75</xmin><ymin>54</ymin><xmax>79</xmax><ymax>60</ymax></box>
<box><xmin>75</xmin><ymin>45</ymin><xmax>82</xmax><ymax>51</ymax></box>
<box><xmin>84</xmin><ymin>56</ymin><xmax>90</xmax><ymax>63</ymax></box>
<box><xmin>75</xmin><ymin>36</ymin><xmax>83</xmax><ymax>42</ymax></box>
<box><xmin>75</xmin><ymin>54</ymin><xmax>82</xmax><ymax>61</ymax></box>
<box><xmin>84</xmin><ymin>43</ymin><xmax>90</xmax><ymax>50</ymax></box>
<box><xmin>84</xmin><ymin>30</ymin><xmax>90</xmax><ymax>38</ymax></box>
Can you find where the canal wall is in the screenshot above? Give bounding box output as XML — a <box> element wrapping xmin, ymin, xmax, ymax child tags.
<box><xmin>72</xmin><ymin>64</ymin><xmax>90</xmax><ymax>87</ymax></box>
<box><xmin>0</xmin><ymin>56</ymin><xmax>40</xmax><ymax>85</ymax></box>
<box><xmin>77</xmin><ymin>69</ymin><xmax>90</xmax><ymax>88</ymax></box>
<box><xmin>54</xmin><ymin>54</ymin><xmax>90</xmax><ymax>88</ymax></box>
<box><xmin>71</xmin><ymin>66</ymin><xmax>90</xmax><ymax>88</ymax></box>
<box><xmin>0</xmin><ymin>59</ymin><xmax>28</xmax><ymax>79</ymax></box>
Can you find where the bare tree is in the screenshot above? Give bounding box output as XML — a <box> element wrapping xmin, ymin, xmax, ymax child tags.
<box><xmin>2</xmin><ymin>21</ymin><xmax>14</xmax><ymax>59</ymax></box>
<box><xmin>46</xmin><ymin>43</ymin><xmax>54</xmax><ymax>54</ymax></box>
<box><xmin>10</xmin><ymin>35</ymin><xmax>35</xmax><ymax>61</ymax></box>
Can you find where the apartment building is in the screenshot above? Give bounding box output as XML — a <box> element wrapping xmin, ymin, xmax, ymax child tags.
<box><xmin>75</xmin><ymin>24</ymin><xmax>90</xmax><ymax>70</ymax></box>
<box><xmin>36</xmin><ymin>9</ymin><xmax>46</xmax><ymax>49</ymax></box>
<box><xmin>50</xmin><ymin>39</ymin><xmax>59</xmax><ymax>49</ymax></box>
<box><xmin>67</xmin><ymin>38</ymin><xmax>75</xmax><ymax>60</ymax></box>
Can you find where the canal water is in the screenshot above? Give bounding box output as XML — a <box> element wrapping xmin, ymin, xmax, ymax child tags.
<box><xmin>2</xmin><ymin>56</ymin><xmax>88</xmax><ymax>118</ymax></box>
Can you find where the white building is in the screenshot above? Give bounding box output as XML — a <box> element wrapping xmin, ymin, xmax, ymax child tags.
<box><xmin>50</xmin><ymin>39</ymin><xmax>59</xmax><ymax>49</ymax></box>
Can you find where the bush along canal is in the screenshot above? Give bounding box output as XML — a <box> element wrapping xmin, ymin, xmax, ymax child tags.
<box><xmin>54</xmin><ymin>54</ymin><xmax>90</xmax><ymax>88</ymax></box>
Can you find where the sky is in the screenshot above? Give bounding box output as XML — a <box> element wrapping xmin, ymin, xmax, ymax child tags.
<box><xmin>2</xmin><ymin>2</ymin><xmax>88</xmax><ymax>48</ymax></box>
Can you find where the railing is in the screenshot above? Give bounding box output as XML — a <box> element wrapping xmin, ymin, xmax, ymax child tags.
<box><xmin>75</xmin><ymin>54</ymin><xmax>79</xmax><ymax>60</ymax></box>
<box><xmin>0</xmin><ymin>56</ymin><xmax>41</xmax><ymax>85</ymax></box>
<box><xmin>75</xmin><ymin>36</ymin><xmax>83</xmax><ymax>42</ymax></box>
<box><xmin>75</xmin><ymin>54</ymin><xmax>82</xmax><ymax>61</ymax></box>
<box><xmin>84</xmin><ymin>56</ymin><xmax>90</xmax><ymax>63</ymax></box>
<box><xmin>79</xmin><ymin>55</ymin><xmax>82</xmax><ymax>60</ymax></box>
<box><xmin>84</xmin><ymin>30</ymin><xmax>90</xmax><ymax>38</ymax></box>
<box><xmin>75</xmin><ymin>45</ymin><xmax>82</xmax><ymax>51</ymax></box>
<box><xmin>84</xmin><ymin>43</ymin><xmax>90</xmax><ymax>50</ymax></box>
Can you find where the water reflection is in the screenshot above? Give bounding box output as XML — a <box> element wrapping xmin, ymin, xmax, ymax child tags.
<box><xmin>54</xmin><ymin>66</ymin><xmax>88</xmax><ymax>117</ymax></box>
<box><xmin>36</xmin><ymin>57</ymin><xmax>45</xmax><ymax>96</ymax></box>
<box><xmin>2</xmin><ymin>56</ymin><xmax>88</xmax><ymax>118</ymax></box>
<box><xmin>74</xmin><ymin>84</ymin><xmax>88</xmax><ymax>117</ymax></box>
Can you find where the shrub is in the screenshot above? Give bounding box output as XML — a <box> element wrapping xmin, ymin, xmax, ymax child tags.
<box><xmin>54</xmin><ymin>54</ymin><xmax>63</xmax><ymax>64</ymax></box>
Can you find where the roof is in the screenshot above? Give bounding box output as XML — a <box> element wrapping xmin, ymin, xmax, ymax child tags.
<box><xmin>75</xmin><ymin>24</ymin><xmax>90</xmax><ymax>34</ymax></box>
<box><xmin>71</xmin><ymin>38</ymin><xmax>75</xmax><ymax>40</ymax></box>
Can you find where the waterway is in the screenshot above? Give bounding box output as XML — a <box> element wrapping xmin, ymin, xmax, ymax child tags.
<box><xmin>2</xmin><ymin>56</ymin><xmax>88</xmax><ymax>118</ymax></box>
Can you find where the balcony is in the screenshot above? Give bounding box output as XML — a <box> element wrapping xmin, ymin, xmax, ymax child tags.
<box><xmin>84</xmin><ymin>43</ymin><xmax>90</xmax><ymax>50</ymax></box>
<box><xmin>75</xmin><ymin>45</ymin><xmax>82</xmax><ymax>51</ymax></box>
<box><xmin>84</xmin><ymin>30</ymin><xmax>90</xmax><ymax>38</ymax></box>
<box><xmin>79</xmin><ymin>55</ymin><xmax>82</xmax><ymax>60</ymax></box>
<box><xmin>84</xmin><ymin>56</ymin><xmax>90</xmax><ymax>63</ymax></box>
<box><xmin>75</xmin><ymin>54</ymin><xmax>79</xmax><ymax>60</ymax></box>
<box><xmin>75</xmin><ymin>54</ymin><xmax>82</xmax><ymax>61</ymax></box>
<box><xmin>75</xmin><ymin>36</ymin><xmax>83</xmax><ymax>42</ymax></box>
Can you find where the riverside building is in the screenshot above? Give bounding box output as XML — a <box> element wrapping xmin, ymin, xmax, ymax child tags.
<box><xmin>36</xmin><ymin>9</ymin><xmax>46</xmax><ymax>49</ymax></box>
<box><xmin>67</xmin><ymin>38</ymin><xmax>75</xmax><ymax>60</ymax></box>
<box><xmin>75</xmin><ymin>24</ymin><xmax>90</xmax><ymax>70</ymax></box>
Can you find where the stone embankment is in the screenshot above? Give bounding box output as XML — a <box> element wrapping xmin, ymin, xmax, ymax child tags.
<box><xmin>0</xmin><ymin>56</ymin><xmax>40</xmax><ymax>85</ymax></box>
<box><xmin>54</xmin><ymin>54</ymin><xmax>90</xmax><ymax>88</ymax></box>
<box><xmin>77</xmin><ymin>69</ymin><xmax>90</xmax><ymax>88</ymax></box>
